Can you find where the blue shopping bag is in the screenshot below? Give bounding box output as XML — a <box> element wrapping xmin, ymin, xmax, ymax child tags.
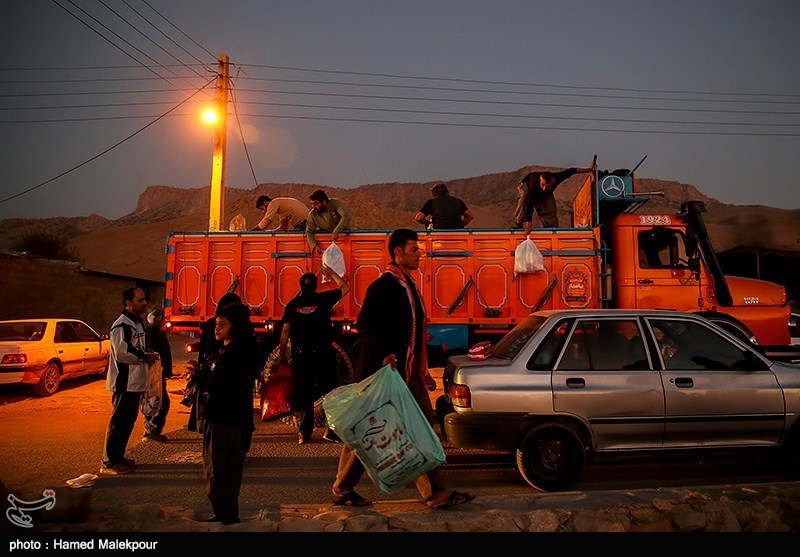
<box><xmin>323</xmin><ymin>364</ymin><xmax>446</xmax><ymax>494</ymax></box>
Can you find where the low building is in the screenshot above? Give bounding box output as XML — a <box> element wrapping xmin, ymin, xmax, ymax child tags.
<box><xmin>0</xmin><ymin>251</ymin><xmax>165</xmax><ymax>334</ymax></box>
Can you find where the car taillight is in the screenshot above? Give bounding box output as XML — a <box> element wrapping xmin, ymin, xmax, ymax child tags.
<box><xmin>449</xmin><ymin>383</ymin><xmax>471</xmax><ymax>408</ymax></box>
<box><xmin>1</xmin><ymin>354</ymin><xmax>27</xmax><ymax>364</ymax></box>
<box><xmin>185</xmin><ymin>341</ymin><xmax>200</xmax><ymax>354</ymax></box>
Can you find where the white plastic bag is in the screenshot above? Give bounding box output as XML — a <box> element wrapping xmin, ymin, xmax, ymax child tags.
<box><xmin>514</xmin><ymin>235</ymin><xmax>545</xmax><ymax>275</ymax></box>
<box><xmin>228</xmin><ymin>213</ymin><xmax>247</xmax><ymax>231</ymax></box>
<box><xmin>140</xmin><ymin>361</ymin><xmax>162</xmax><ymax>417</ymax></box>
<box><xmin>321</xmin><ymin>242</ymin><xmax>346</xmax><ymax>282</ymax></box>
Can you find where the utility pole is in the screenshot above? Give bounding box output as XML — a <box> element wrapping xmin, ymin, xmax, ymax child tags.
<box><xmin>208</xmin><ymin>54</ymin><xmax>229</xmax><ymax>231</ymax></box>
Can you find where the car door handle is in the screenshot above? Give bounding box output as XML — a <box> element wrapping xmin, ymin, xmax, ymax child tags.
<box><xmin>565</xmin><ymin>378</ymin><xmax>586</xmax><ymax>389</ymax></box>
<box><xmin>637</xmin><ymin>279</ymin><xmax>654</xmax><ymax>285</ymax></box>
<box><xmin>673</xmin><ymin>377</ymin><xmax>694</xmax><ymax>388</ymax></box>
<box><xmin>84</xmin><ymin>347</ymin><xmax>90</xmax><ymax>351</ymax></box>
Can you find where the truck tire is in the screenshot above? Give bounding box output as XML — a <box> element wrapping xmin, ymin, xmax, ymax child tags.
<box><xmin>274</xmin><ymin>340</ymin><xmax>355</xmax><ymax>429</ymax></box>
<box><xmin>515</xmin><ymin>424</ymin><xmax>585</xmax><ymax>491</ymax></box>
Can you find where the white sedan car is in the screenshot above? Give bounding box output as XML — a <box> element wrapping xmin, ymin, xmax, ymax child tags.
<box><xmin>0</xmin><ymin>319</ymin><xmax>110</xmax><ymax>396</ymax></box>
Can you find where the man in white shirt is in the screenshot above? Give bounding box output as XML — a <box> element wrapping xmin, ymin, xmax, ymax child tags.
<box><xmin>252</xmin><ymin>195</ymin><xmax>309</xmax><ymax>231</ymax></box>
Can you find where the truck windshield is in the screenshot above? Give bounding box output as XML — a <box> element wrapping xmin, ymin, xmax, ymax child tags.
<box><xmin>492</xmin><ymin>315</ymin><xmax>547</xmax><ymax>360</ymax></box>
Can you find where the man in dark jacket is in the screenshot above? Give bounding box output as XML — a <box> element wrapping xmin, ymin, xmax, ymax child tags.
<box><xmin>330</xmin><ymin>229</ymin><xmax>472</xmax><ymax>509</ymax></box>
<box><xmin>415</xmin><ymin>183</ymin><xmax>473</xmax><ymax>229</ymax></box>
<box><xmin>514</xmin><ymin>162</ymin><xmax>595</xmax><ymax>233</ymax></box>
<box><xmin>279</xmin><ymin>265</ymin><xmax>349</xmax><ymax>444</ymax></box>
<box><xmin>142</xmin><ymin>308</ymin><xmax>173</xmax><ymax>443</ymax></box>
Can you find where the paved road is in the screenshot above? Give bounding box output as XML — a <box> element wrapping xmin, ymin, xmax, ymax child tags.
<box><xmin>0</xmin><ymin>333</ymin><xmax>797</xmax><ymax>521</ymax></box>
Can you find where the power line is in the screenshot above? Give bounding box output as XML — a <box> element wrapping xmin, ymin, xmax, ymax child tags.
<box><xmin>4</xmin><ymin>84</ymin><xmax>800</xmax><ymax>116</ymax></box>
<box><xmin>0</xmin><ymin>64</ymin><xmax>208</xmax><ymax>71</ymax></box>
<box><xmin>230</xmin><ymin>88</ymin><xmax>800</xmax><ymax>116</ymax></box>
<box><xmin>235</xmin><ymin>76</ymin><xmax>800</xmax><ymax>106</ymax></box>
<box><xmin>120</xmin><ymin>0</ymin><xmax>212</xmax><ymax>70</ymax></box>
<box><xmin>239</xmin><ymin>63</ymin><xmax>800</xmax><ymax>99</ymax></box>
<box><xmin>141</xmin><ymin>0</ymin><xmax>216</xmax><ymax>60</ymax></box>
<box><xmin>0</xmin><ymin>100</ymin><xmax>174</xmax><ymax>110</ymax></box>
<box><xmin>230</xmin><ymin>77</ymin><xmax>259</xmax><ymax>188</ymax></box>
<box><xmin>5</xmin><ymin>110</ymin><xmax>799</xmax><ymax>137</ymax></box>
<box><xmin>96</xmin><ymin>0</ymin><xmax>209</xmax><ymax>81</ymax></box>
<box><xmin>51</xmin><ymin>0</ymin><xmax>210</xmax><ymax>101</ymax></box>
<box><xmin>0</xmin><ymin>88</ymin><xmax>204</xmax><ymax>97</ymax></box>
<box><xmin>0</xmin><ymin>78</ymin><xmax>215</xmax><ymax>206</ymax></box>
<box><xmin>2</xmin><ymin>76</ymin><xmax>208</xmax><ymax>84</ymax></box>
<box><xmin>6</xmin><ymin>101</ymin><xmax>797</xmax><ymax>128</ymax></box>
<box><xmin>238</xmin><ymin>113</ymin><xmax>800</xmax><ymax>137</ymax></box>
<box><xmin>234</xmin><ymin>100</ymin><xmax>800</xmax><ymax>127</ymax></box>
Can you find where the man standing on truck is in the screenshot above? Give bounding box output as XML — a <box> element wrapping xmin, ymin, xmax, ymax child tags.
<box><xmin>415</xmin><ymin>183</ymin><xmax>473</xmax><ymax>229</ymax></box>
<box><xmin>330</xmin><ymin>228</ymin><xmax>472</xmax><ymax>509</ymax></box>
<box><xmin>514</xmin><ymin>162</ymin><xmax>596</xmax><ymax>233</ymax></box>
<box><xmin>305</xmin><ymin>189</ymin><xmax>351</xmax><ymax>254</ymax></box>
<box><xmin>278</xmin><ymin>265</ymin><xmax>350</xmax><ymax>444</ymax></box>
<box><xmin>251</xmin><ymin>195</ymin><xmax>309</xmax><ymax>231</ymax></box>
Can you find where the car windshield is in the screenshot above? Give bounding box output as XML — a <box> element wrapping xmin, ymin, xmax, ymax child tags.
<box><xmin>491</xmin><ymin>315</ymin><xmax>548</xmax><ymax>360</ymax></box>
<box><xmin>0</xmin><ymin>322</ymin><xmax>47</xmax><ymax>342</ymax></box>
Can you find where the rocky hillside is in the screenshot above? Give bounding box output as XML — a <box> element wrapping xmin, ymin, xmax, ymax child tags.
<box><xmin>1</xmin><ymin>166</ymin><xmax>798</xmax><ymax>282</ymax></box>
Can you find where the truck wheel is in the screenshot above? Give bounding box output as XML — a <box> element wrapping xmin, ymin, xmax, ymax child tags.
<box><xmin>515</xmin><ymin>425</ymin><xmax>585</xmax><ymax>491</ymax></box>
<box><xmin>33</xmin><ymin>361</ymin><xmax>61</xmax><ymax>397</ymax></box>
<box><xmin>279</xmin><ymin>340</ymin><xmax>355</xmax><ymax>429</ymax></box>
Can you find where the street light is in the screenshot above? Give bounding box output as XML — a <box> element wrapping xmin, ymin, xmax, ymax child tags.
<box><xmin>202</xmin><ymin>108</ymin><xmax>218</xmax><ymax>125</ymax></box>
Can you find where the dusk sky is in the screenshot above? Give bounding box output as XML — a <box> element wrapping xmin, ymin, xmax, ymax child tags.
<box><xmin>2</xmin><ymin>1</ymin><xmax>799</xmax><ymax>221</ymax></box>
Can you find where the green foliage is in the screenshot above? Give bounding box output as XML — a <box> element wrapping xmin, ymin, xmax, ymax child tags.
<box><xmin>11</xmin><ymin>229</ymin><xmax>80</xmax><ymax>262</ymax></box>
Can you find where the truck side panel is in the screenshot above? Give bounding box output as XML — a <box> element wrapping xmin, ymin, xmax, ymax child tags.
<box><xmin>165</xmin><ymin>229</ymin><xmax>602</xmax><ymax>331</ymax></box>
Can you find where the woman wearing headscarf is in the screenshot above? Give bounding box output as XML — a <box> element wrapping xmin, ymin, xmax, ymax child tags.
<box><xmin>195</xmin><ymin>302</ymin><xmax>258</xmax><ymax>525</ymax></box>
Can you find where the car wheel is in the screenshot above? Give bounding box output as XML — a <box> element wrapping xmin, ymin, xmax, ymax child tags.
<box><xmin>33</xmin><ymin>361</ymin><xmax>61</xmax><ymax>397</ymax></box>
<box><xmin>279</xmin><ymin>340</ymin><xmax>356</xmax><ymax>429</ymax></box>
<box><xmin>516</xmin><ymin>425</ymin><xmax>585</xmax><ymax>491</ymax></box>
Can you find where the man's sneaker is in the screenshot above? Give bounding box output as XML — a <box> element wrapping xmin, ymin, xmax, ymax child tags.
<box><xmin>121</xmin><ymin>457</ymin><xmax>136</xmax><ymax>467</ymax></box>
<box><xmin>142</xmin><ymin>432</ymin><xmax>168</xmax><ymax>443</ymax></box>
<box><xmin>99</xmin><ymin>462</ymin><xmax>132</xmax><ymax>476</ymax></box>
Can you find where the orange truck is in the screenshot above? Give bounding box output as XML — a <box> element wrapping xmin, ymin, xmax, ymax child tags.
<box><xmin>163</xmin><ymin>166</ymin><xmax>797</xmax><ymax>364</ymax></box>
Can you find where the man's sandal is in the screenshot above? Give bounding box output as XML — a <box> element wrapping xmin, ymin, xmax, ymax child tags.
<box><xmin>332</xmin><ymin>491</ymin><xmax>372</xmax><ymax>507</ymax></box>
<box><xmin>426</xmin><ymin>490</ymin><xmax>475</xmax><ymax>510</ymax></box>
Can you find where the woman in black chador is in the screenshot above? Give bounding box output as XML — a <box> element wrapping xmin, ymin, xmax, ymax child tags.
<box><xmin>195</xmin><ymin>302</ymin><xmax>258</xmax><ymax>525</ymax></box>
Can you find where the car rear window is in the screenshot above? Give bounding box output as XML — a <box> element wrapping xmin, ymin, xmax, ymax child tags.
<box><xmin>492</xmin><ymin>315</ymin><xmax>547</xmax><ymax>359</ymax></box>
<box><xmin>0</xmin><ymin>322</ymin><xmax>47</xmax><ymax>342</ymax></box>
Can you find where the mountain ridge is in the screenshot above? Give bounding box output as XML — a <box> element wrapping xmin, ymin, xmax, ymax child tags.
<box><xmin>1</xmin><ymin>166</ymin><xmax>797</xmax><ymax>282</ymax></box>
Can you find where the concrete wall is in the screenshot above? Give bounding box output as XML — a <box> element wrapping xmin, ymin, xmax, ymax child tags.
<box><xmin>0</xmin><ymin>252</ymin><xmax>165</xmax><ymax>334</ymax></box>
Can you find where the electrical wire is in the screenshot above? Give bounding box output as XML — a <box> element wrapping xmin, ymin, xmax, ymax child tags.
<box><xmin>238</xmin><ymin>63</ymin><xmax>800</xmax><ymax>99</ymax></box>
<box><xmin>229</xmin><ymin>75</ymin><xmax>260</xmax><ymax>188</ymax></box>
<box><xmin>95</xmin><ymin>0</ymin><xmax>209</xmax><ymax>82</ymax></box>
<box><xmin>51</xmin><ymin>0</ymin><xmax>211</xmax><ymax>101</ymax></box>
<box><xmin>234</xmin><ymin>76</ymin><xmax>800</xmax><ymax>106</ymax></box>
<box><xmin>141</xmin><ymin>0</ymin><xmax>216</xmax><ymax>60</ymax></box>
<box><xmin>120</xmin><ymin>0</ymin><xmax>213</xmax><ymax>70</ymax></box>
<box><xmin>0</xmin><ymin>77</ymin><xmax>215</xmax><ymax>206</ymax></box>
<box><xmin>4</xmin><ymin>101</ymin><xmax>798</xmax><ymax>128</ymax></box>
